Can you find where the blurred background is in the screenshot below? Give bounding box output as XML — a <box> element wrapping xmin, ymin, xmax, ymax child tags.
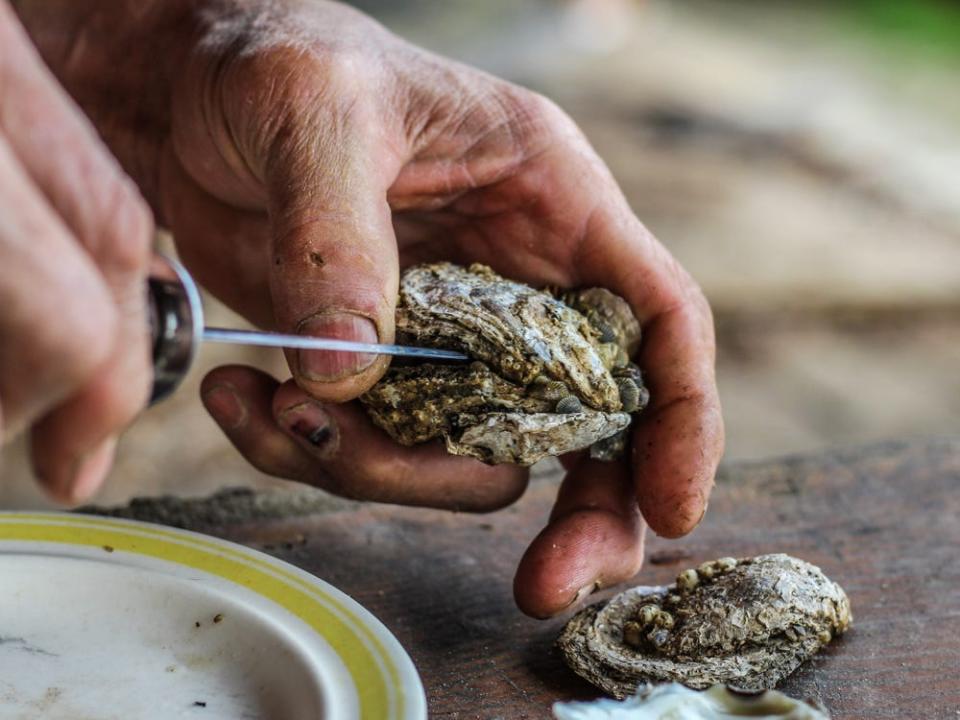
<box><xmin>3</xmin><ymin>0</ymin><xmax>959</xmax><ymax>507</ymax></box>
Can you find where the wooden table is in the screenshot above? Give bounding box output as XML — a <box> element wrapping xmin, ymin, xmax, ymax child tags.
<box><xmin>96</xmin><ymin>437</ymin><xmax>960</xmax><ymax>718</ymax></box>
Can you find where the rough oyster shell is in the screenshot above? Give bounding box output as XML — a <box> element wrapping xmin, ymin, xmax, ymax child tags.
<box><xmin>558</xmin><ymin>554</ymin><xmax>851</xmax><ymax>697</ymax></box>
<box><xmin>553</xmin><ymin>683</ymin><xmax>830</xmax><ymax>719</ymax></box>
<box><xmin>361</xmin><ymin>263</ymin><xmax>648</xmax><ymax>465</ymax></box>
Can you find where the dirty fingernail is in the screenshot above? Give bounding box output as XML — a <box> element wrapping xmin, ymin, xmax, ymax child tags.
<box><xmin>298</xmin><ymin>312</ymin><xmax>378</xmax><ymax>382</ymax></box>
<box><xmin>69</xmin><ymin>436</ymin><xmax>118</xmax><ymax>504</ymax></box>
<box><xmin>202</xmin><ymin>384</ymin><xmax>247</xmax><ymax>430</ymax></box>
<box><xmin>568</xmin><ymin>581</ymin><xmax>600</xmax><ymax>610</ymax></box>
<box><xmin>279</xmin><ymin>401</ymin><xmax>336</xmax><ymax>454</ymax></box>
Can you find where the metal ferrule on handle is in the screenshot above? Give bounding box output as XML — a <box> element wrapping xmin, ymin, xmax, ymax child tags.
<box><xmin>147</xmin><ymin>254</ymin><xmax>204</xmax><ymax>404</ymax></box>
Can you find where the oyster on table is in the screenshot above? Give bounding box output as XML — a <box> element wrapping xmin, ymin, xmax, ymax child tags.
<box><xmin>558</xmin><ymin>554</ymin><xmax>852</xmax><ymax>697</ymax></box>
<box><xmin>360</xmin><ymin>262</ymin><xmax>648</xmax><ymax>465</ymax></box>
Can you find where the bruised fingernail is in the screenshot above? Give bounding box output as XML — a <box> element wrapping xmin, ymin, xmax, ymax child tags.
<box><xmin>298</xmin><ymin>312</ymin><xmax>378</xmax><ymax>382</ymax></box>
<box><xmin>279</xmin><ymin>401</ymin><xmax>337</xmax><ymax>456</ymax></box>
<box><xmin>69</xmin><ymin>436</ymin><xmax>118</xmax><ymax>504</ymax></box>
<box><xmin>202</xmin><ymin>384</ymin><xmax>246</xmax><ymax>430</ymax></box>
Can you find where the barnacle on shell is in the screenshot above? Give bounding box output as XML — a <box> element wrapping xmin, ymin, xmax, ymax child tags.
<box><xmin>558</xmin><ymin>554</ymin><xmax>851</xmax><ymax>697</ymax></box>
<box><xmin>360</xmin><ymin>263</ymin><xmax>649</xmax><ymax>465</ymax></box>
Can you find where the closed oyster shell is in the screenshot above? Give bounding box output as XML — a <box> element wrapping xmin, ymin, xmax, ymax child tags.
<box><xmin>558</xmin><ymin>554</ymin><xmax>851</xmax><ymax>697</ymax></box>
<box><xmin>361</xmin><ymin>263</ymin><xmax>647</xmax><ymax>465</ymax></box>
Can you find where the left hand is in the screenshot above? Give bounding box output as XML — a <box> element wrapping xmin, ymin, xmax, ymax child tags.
<box><xmin>16</xmin><ymin>0</ymin><xmax>723</xmax><ymax>617</ymax></box>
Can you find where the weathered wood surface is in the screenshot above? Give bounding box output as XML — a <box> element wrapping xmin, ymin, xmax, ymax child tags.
<box><xmin>113</xmin><ymin>438</ymin><xmax>960</xmax><ymax>718</ymax></box>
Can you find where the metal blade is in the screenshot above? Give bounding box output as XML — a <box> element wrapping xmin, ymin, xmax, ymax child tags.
<box><xmin>202</xmin><ymin>327</ymin><xmax>470</xmax><ymax>361</ymax></box>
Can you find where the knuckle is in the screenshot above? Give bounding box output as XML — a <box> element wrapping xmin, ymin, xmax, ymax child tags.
<box><xmin>218</xmin><ymin>41</ymin><xmax>374</xmax><ymax>182</ymax></box>
<box><xmin>227</xmin><ymin>41</ymin><xmax>371</xmax><ymax>114</ymax></box>
<box><xmin>653</xmin><ymin>246</ymin><xmax>712</xmax><ymax>320</ymax></box>
<box><xmin>399</xmin><ymin>52</ymin><xmax>577</xmax><ymax>157</ymax></box>
<box><xmin>0</xmin><ymin>241</ymin><xmax>117</xmax><ymax>408</ymax></box>
<box><xmin>310</xmin><ymin>47</ymin><xmax>372</xmax><ymax>98</ymax></box>
<box><xmin>90</xmin><ymin>177</ymin><xmax>153</xmax><ymax>278</ymax></box>
<box><xmin>43</xmin><ymin>259</ymin><xmax>120</xmax><ymax>372</ymax></box>
<box><xmin>50</xmin><ymin>301</ymin><xmax>118</xmax><ymax>390</ymax></box>
<box><xmin>98</xmin><ymin>367</ymin><xmax>151</xmax><ymax>429</ymax></box>
<box><xmin>689</xmin><ymin>283</ymin><xmax>713</xmax><ymax>323</ymax></box>
<box><xmin>439</xmin><ymin>80</ymin><xmax>578</xmax><ymax>173</ymax></box>
<box><xmin>496</xmin><ymin>84</ymin><xmax>577</xmax><ymax>148</ymax></box>
<box><xmin>503</xmin><ymin>86</ymin><xmax>559</xmax><ymax>130</ymax></box>
<box><xmin>65</xmin><ymin>298</ymin><xmax>118</xmax><ymax>370</ymax></box>
<box><xmin>677</xmin><ymin>266</ymin><xmax>714</xmax><ymax>327</ymax></box>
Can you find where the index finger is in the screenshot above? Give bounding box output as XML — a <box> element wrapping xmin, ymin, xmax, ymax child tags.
<box><xmin>576</xmin><ymin>202</ymin><xmax>724</xmax><ymax>538</ymax></box>
<box><xmin>1</xmin><ymin>5</ymin><xmax>153</xmax><ymax>500</ymax></box>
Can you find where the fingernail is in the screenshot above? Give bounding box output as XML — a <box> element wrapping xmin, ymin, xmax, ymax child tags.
<box><xmin>278</xmin><ymin>401</ymin><xmax>337</xmax><ymax>456</ymax></box>
<box><xmin>567</xmin><ymin>581</ymin><xmax>601</xmax><ymax>609</ymax></box>
<box><xmin>202</xmin><ymin>384</ymin><xmax>246</xmax><ymax>430</ymax></box>
<box><xmin>694</xmin><ymin>501</ymin><xmax>708</xmax><ymax>529</ymax></box>
<box><xmin>298</xmin><ymin>312</ymin><xmax>378</xmax><ymax>382</ymax></box>
<box><xmin>69</xmin><ymin>436</ymin><xmax>118</xmax><ymax>504</ymax></box>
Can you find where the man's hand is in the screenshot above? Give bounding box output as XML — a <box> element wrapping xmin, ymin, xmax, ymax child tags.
<box><xmin>0</xmin><ymin>2</ymin><xmax>153</xmax><ymax>502</ymax></box>
<box><xmin>16</xmin><ymin>0</ymin><xmax>723</xmax><ymax>617</ymax></box>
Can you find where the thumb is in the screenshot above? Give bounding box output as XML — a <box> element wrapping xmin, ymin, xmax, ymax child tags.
<box><xmin>265</xmin><ymin>118</ymin><xmax>401</xmax><ymax>403</ymax></box>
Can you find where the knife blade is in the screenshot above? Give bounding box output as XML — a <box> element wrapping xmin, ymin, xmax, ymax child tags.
<box><xmin>201</xmin><ymin>326</ymin><xmax>469</xmax><ymax>361</ymax></box>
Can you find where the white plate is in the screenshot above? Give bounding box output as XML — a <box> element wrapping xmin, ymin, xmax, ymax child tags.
<box><xmin>0</xmin><ymin>512</ymin><xmax>426</xmax><ymax>720</ymax></box>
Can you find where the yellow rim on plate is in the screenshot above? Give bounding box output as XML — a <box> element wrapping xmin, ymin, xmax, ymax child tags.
<box><xmin>0</xmin><ymin>512</ymin><xmax>412</xmax><ymax>720</ymax></box>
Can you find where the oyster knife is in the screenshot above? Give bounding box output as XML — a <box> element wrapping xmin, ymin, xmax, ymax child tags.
<box><xmin>201</xmin><ymin>327</ymin><xmax>469</xmax><ymax>361</ymax></box>
<box><xmin>148</xmin><ymin>253</ymin><xmax>467</xmax><ymax>404</ymax></box>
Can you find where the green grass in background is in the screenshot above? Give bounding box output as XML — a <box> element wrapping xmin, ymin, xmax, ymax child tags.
<box><xmin>841</xmin><ymin>0</ymin><xmax>960</xmax><ymax>62</ymax></box>
<box><xmin>351</xmin><ymin>0</ymin><xmax>960</xmax><ymax>70</ymax></box>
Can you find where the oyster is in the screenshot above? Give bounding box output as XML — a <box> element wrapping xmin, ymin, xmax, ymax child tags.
<box><xmin>558</xmin><ymin>554</ymin><xmax>851</xmax><ymax>697</ymax></box>
<box><xmin>552</xmin><ymin>683</ymin><xmax>830</xmax><ymax>720</ymax></box>
<box><xmin>360</xmin><ymin>263</ymin><xmax>648</xmax><ymax>465</ymax></box>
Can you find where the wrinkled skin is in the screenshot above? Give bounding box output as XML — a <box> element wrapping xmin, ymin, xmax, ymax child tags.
<box><xmin>9</xmin><ymin>0</ymin><xmax>724</xmax><ymax>618</ymax></box>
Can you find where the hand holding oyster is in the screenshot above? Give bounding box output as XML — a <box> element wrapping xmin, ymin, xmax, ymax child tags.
<box><xmin>360</xmin><ymin>262</ymin><xmax>649</xmax><ymax>465</ymax></box>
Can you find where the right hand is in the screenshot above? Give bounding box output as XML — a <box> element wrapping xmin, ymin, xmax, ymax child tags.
<box><xmin>0</xmin><ymin>3</ymin><xmax>154</xmax><ymax>503</ymax></box>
